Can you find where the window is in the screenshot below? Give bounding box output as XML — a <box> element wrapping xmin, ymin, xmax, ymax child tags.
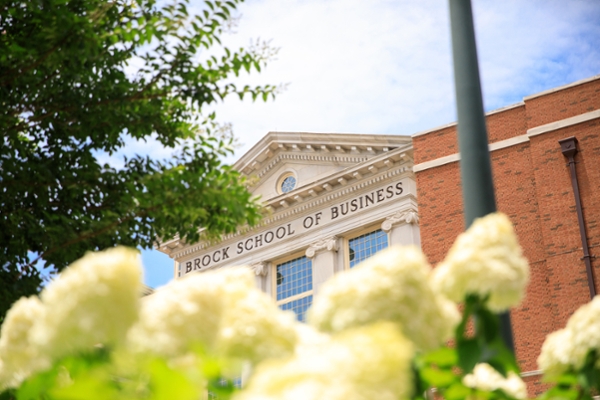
<box><xmin>274</xmin><ymin>255</ymin><xmax>313</xmax><ymax>322</ymax></box>
<box><xmin>348</xmin><ymin>229</ymin><xmax>388</xmax><ymax>268</ymax></box>
<box><xmin>277</xmin><ymin>172</ymin><xmax>297</xmax><ymax>194</ymax></box>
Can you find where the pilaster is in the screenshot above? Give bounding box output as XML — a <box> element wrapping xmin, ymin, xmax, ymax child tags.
<box><xmin>305</xmin><ymin>236</ymin><xmax>339</xmax><ymax>295</ymax></box>
<box><xmin>250</xmin><ymin>261</ymin><xmax>270</xmax><ymax>294</ymax></box>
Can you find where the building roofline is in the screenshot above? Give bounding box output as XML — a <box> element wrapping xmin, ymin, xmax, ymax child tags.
<box><xmin>411</xmin><ymin>102</ymin><xmax>524</xmax><ymax>138</ymax></box>
<box><xmin>412</xmin><ymin>75</ymin><xmax>600</xmax><ymax>139</ymax></box>
<box><xmin>523</xmin><ymin>74</ymin><xmax>600</xmax><ymax>101</ymax></box>
<box><xmin>234</xmin><ymin>131</ymin><xmax>411</xmax><ymax>173</ymax></box>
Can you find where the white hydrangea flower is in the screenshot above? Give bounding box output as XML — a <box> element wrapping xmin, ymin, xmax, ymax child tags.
<box><xmin>129</xmin><ymin>267</ymin><xmax>298</xmax><ymax>363</ymax></box>
<box><xmin>234</xmin><ymin>322</ymin><xmax>414</xmax><ymax>400</ymax></box>
<box><xmin>293</xmin><ymin>322</ymin><xmax>331</xmax><ymax>357</ymax></box>
<box><xmin>563</xmin><ymin>295</ymin><xmax>600</xmax><ymax>368</ymax></box>
<box><xmin>308</xmin><ymin>246</ymin><xmax>459</xmax><ymax>350</ymax></box>
<box><xmin>463</xmin><ymin>363</ymin><xmax>527</xmax><ymax>399</ymax></box>
<box><xmin>431</xmin><ymin>213</ymin><xmax>529</xmax><ymax>312</ymax></box>
<box><xmin>538</xmin><ymin>296</ymin><xmax>600</xmax><ymax>377</ymax></box>
<box><xmin>537</xmin><ymin>328</ymin><xmax>574</xmax><ymax>378</ymax></box>
<box><xmin>31</xmin><ymin>247</ymin><xmax>143</xmax><ymax>360</ymax></box>
<box><xmin>128</xmin><ymin>268</ymin><xmax>242</xmax><ymax>356</ymax></box>
<box><xmin>0</xmin><ymin>297</ymin><xmax>49</xmax><ymax>389</ymax></box>
<box><xmin>217</xmin><ymin>286</ymin><xmax>298</xmax><ymax>364</ymax></box>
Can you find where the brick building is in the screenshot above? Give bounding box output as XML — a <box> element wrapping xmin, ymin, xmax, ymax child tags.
<box><xmin>160</xmin><ymin>75</ymin><xmax>600</xmax><ymax>392</ymax></box>
<box><xmin>412</xmin><ymin>74</ymin><xmax>600</xmax><ymax>392</ymax></box>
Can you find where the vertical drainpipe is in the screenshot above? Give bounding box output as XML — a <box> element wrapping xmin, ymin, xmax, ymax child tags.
<box><xmin>558</xmin><ymin>136</ymin><xmax>596</xmax><ymax>299</ymax></box>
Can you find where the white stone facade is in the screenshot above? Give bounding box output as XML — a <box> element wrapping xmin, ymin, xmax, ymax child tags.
<box><xmin>158</xmin><ymin>132</ymin><xmax>419</xmax><ymax>316</ymax></box>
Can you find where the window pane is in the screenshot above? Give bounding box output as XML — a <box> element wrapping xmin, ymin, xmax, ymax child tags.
<box><xmin>281</xmin><ymin>176</ymin><xmax>296</xmax><ymax>193</ymax></box>
<box><xmin>280</xmin><ymin>295</ymin><xmax>313</xmax><ymax>322</ymax></box>
<box><xmin>276</xmin><ymin>256</ymin><xmax>312</xmax><ymax>301</ymax></box>
<box><xmin>349</xmin><ymin>229</ymin><xmax>388</xmax><ymax>268</ymax></box>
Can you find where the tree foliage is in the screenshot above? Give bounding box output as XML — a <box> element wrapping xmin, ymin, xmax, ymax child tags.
<box><xmin>0</xmin><ymin>0</ymin><xmax>276</xmax><ymax>318</ymax></box>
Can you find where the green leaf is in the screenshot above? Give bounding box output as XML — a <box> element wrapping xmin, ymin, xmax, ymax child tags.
<box><xmin>474</xmin><ymin>306</ymin><xmax>500</xmax><ymax>343</ymax></box>
<box><xmin>421</xmin><ymin>347</ymin><xmax>458</xmax><ymax>368</ymax></box>
<box><xmin>148</xmin><ymin>359</ymin><xmax>200</xmax><ymax>400</ymax></box>
<box><xmin>0</xmin><ymin>0</ymin><xmax>274</xmax><ymax>323</ymax></box>
<box><xmin>457</xmin><ymin>338</ymin><xmax>482</xmax><ymax>373</ymax></box>
<box><xmin>48</xmin><ymin>369</ymin><xmax>119</xmax><ymax>400</ymax></box>
<box><xmin>540</xmin><ymin>385</ymin><xmax>581</xmax><ymax>400</ymax></box>
<box><xmin>444</xmin><ymin>382</ymin><xmax>471</xmax><ymax>400</ymax></box>
<box><xmin>553</xmin><ymin>372</ymin><xmax>579</xmax><ymax>386</ymax></box>
<box><xmin>421</xmin><ymin>367</ymin><xmax>458</xmax><ymax>387</ymax></box>
<box><xmin>482</xmin><ymin>338</ymin><xmax>520</xmax><ymax>376</ymax></box>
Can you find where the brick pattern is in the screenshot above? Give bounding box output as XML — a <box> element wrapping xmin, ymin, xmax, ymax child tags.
<box><xmin>414</xmin><ymin>76</ymin><xmax>600</xmax><ymax>396</ymax></box>
<box><xmin>525</xmin><ymin>79</ymin><xmax>600</xmax><ymax>128</ymax></box>
<box><xmin>413</xmin><ymin>125</ymin><xmax>459</xmax><ymax>164</ymax></box>
<box><xmin>487</xmin><ymin>105</ymin><xmax>528</xmax><ymax>143</ymax></box>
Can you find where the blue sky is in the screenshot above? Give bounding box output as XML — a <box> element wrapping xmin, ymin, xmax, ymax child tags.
<box><xmin>139</xmin><ymin>0</ymin><xmax>600</xmax><ymax>288</ymax></box>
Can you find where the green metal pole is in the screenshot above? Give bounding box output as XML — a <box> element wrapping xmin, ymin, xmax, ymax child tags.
<box><xmin>448</xmin><ymin>0</ymin><xmax>515</xmax><ymax>353</ymax></box>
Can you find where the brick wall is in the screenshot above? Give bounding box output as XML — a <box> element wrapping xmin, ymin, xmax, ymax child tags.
<box><xmin>413</xmin><ymin>75</ymin><xmax>600</xmax><ymax>395</ymax></box>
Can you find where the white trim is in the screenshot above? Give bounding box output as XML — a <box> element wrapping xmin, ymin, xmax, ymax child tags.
<box><xmin>411</xmin><ymin>103</ymin><xmax>523</xmax><ymax>138</ymax></box>
<box><xmin>235</xmin><ymin>131</ymin><xmax>411</xmax><ymax>173</ymax></box>
<box><xmin>170</xmin><ymin>167</ymin><xmax>416</xmax><ymax>258</ymax></box>
<box><xmin>523</xmin><ymin>75</ymin><xmax>600</xmax><ymax>100</ymax></box>
<box><xmin>489</xmin><ymin>134</ymin><xmax>529</xmax><ymax>151</ymax></box>
<box><xmin>413</xmin><ymin>134</ymin><xmax>529</xmax><ymax>172</ymax></box>
<box><xmin>414</xmin><ymin>108</ymin><xmax>600</xmax><ymax>173</ymax></box>
<box><xmin>411</xmin><ymin>121</ymin><xmax>457</xmax><ymax>138</ymax></box>
<box><xmin>277</xmin><ymin>171</ymin><xmax>297</xmax><ymax>194</ymax></box>
<box><xmin>520</xmin><ymin>370</ymin><xmax>542</xmax><ymax>378</ymax></box>
<box><xmin>413</xmin><ymin>153</ymin><xmax>460</xmax><ymax>172</ymax></box>
<box><xmin>527</xmin><ymin>109</ymin><xmax>600</xmax><ymax>138</ymax></box>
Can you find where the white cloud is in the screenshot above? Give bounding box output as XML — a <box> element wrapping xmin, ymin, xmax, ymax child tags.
<box><xmin>119</xmin><ymin>0</ymin><xmax>600</xmax><ymax>163</ymax></box>
<box><xmin>131</xmin><ymin>0</ymin><xmax>600</xmax><ymax>286</ymax></box>
<box><xmin>187</xmin><ymin>0</ymin><xmax>599</xmax><ymax>160</ymax></box>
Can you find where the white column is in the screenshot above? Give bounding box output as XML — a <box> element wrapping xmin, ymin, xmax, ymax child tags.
<box><xmin>305</xmin><ymin>236</ymin><xmax>339</xmax><ymax>296</ymax></box>
<box><xmin>381</xmin><ymin>210</ymin><xmax>421</xmax><ymax>247</ymax></box>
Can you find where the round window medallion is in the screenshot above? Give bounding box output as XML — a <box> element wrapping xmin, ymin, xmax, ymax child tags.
<box><xmin>279</xmin><ymin>174</ymin><xmax>297</xmax><ymax>193</ymax></box>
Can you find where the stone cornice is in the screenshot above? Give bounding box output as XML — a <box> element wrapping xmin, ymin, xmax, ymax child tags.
<box><xmin>159</xmin><ymin>134</ymin><xmax>414</xmax><ymax>258</ymax></box>
<box><xmin>235</xmin><ymin>131</ymin><xmax>411</xmax><ymax>177</ymax></box>
<box><xmin>255</xmin><ymin>153</ymin><xmax>369</xmax><ymax>180</ymax></box>
<box><xmin>264</xmin><ymin>145</ymin><xmax>413</xmax><ymax>209</ymax></box>
<box><xmin>167</xmin><ymin>163</ymin><xmax>416</xmax><ymax>259</ymax></box>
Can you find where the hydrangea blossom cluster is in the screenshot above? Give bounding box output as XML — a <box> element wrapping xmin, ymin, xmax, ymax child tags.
<box><xmin>234</xmin><ymin>322</ymin><xmax>414</xmax><ymax>400</ymax></box>
<box><xmin>308</xmin><ymin>246</ymin><xmax>459</xmax><ymax>350</ymax></box>
<box><xmin>32</xmin><ymin>247</ymin><xmax>143</xmax><ymax>359</ymax></box>
<box><xmin>0</xmin><ymin>297</ymin><xmax>49</xmax><ymax>389</ymax></box>
<box><xmin>0</xmin><ymin>247</ymin><xmax>143</xmax><ymax>389</ymax></box>
<box><xmin>128</xmin><ymin>267</ymin><xmax>299</xmax><ymax>364</ymax></box>
<box><xmin>538</xmin><ymin>296</ymin><xmax>600</xmax><ymax>377</ymax></box>
<box><xmin>0</xmin><ymin>213</ymin><xmax>540</xmax><ymax>397</ymax></box>
<box><xmin>431</xmin><ymin>213</ymin><xmax>530</xmax><ymax>312</ymax></box>
<box><xmin>217</xmin><ymin>286</ymin><xmax>299</xmax><ymax>364</ymax></box>
<box><xmin>463</xmin><ymin>363</ymin><xmax>527</xmax><ymax>399</ymax></box>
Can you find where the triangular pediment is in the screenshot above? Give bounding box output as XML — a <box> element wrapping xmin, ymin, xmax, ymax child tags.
<box><xmin>234</xmin><ymin>132</ymin><xmax>412</xmax><ymax>202</ymax></box>
<box><xmin>158</xmin><ymin>131</ymin><xmax>414</xmax><ymax>257</ymax></box>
